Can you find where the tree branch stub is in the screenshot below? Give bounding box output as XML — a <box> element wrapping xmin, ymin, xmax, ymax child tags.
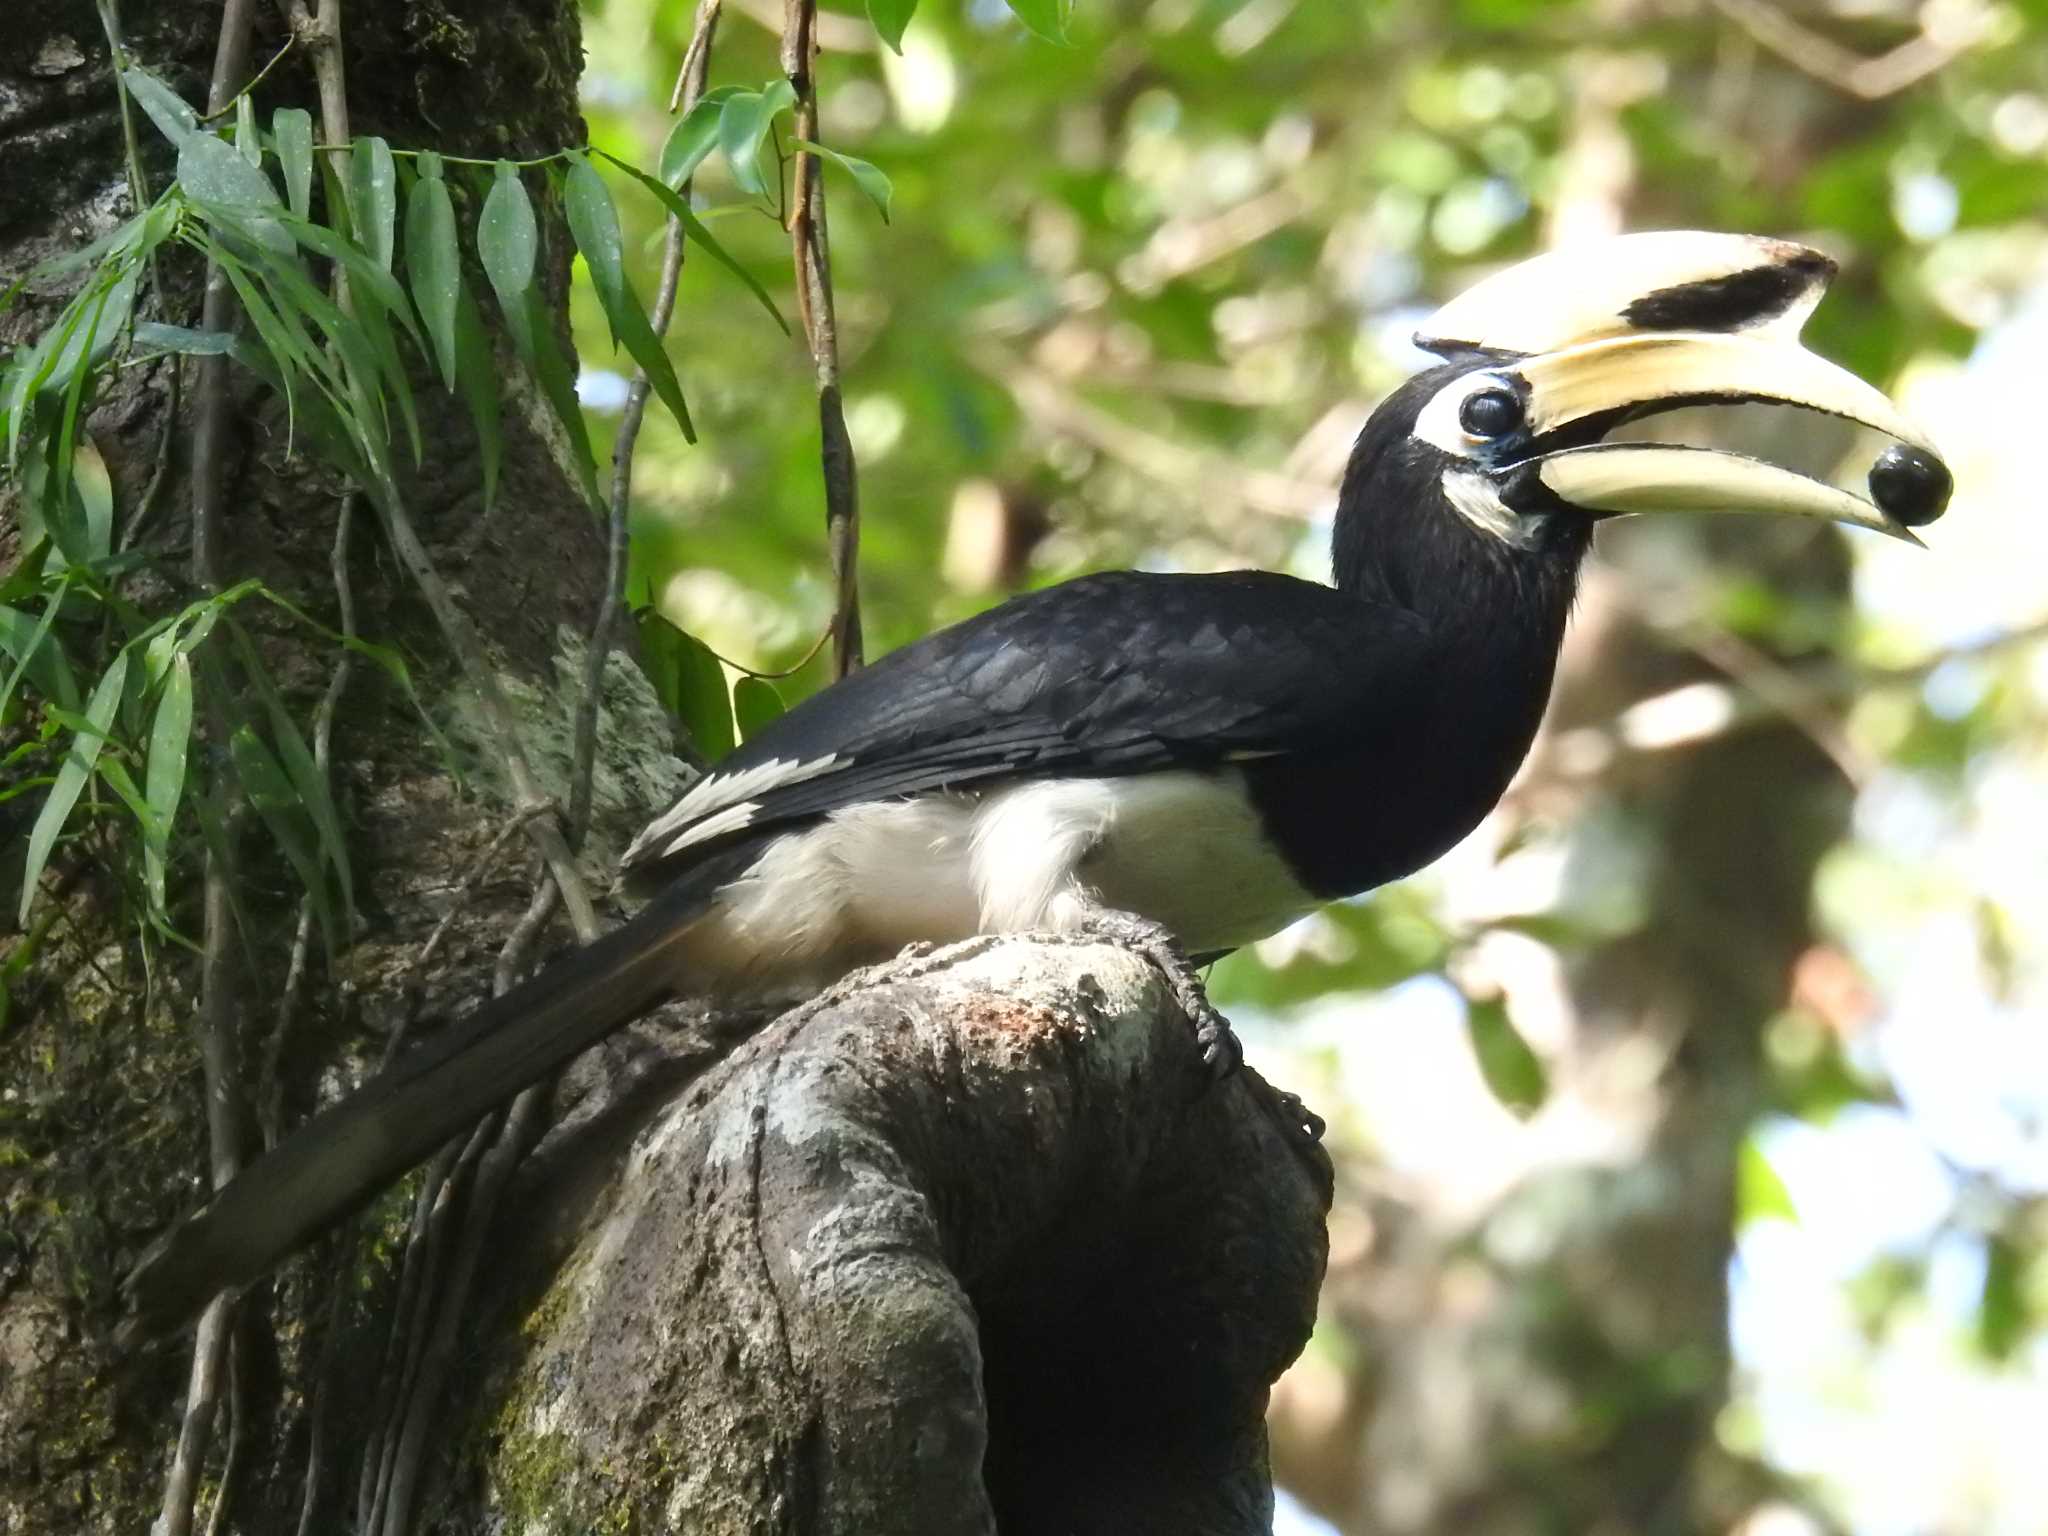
<box><xmin>483</xmin><ymin>936</ymin><xmax>1333</xmax><ymax>1535</ymax></box>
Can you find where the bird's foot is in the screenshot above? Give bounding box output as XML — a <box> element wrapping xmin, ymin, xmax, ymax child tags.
<box><xmin>1074</xmin><ymin>908</ymin><xmax>1242</xmax><ymax>1080</ymax></box>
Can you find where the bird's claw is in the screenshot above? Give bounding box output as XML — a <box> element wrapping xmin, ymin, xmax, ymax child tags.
<box><xmin>1076</xmin><ymin>907</ymin><xmax>1242</xmax><ymax>1082</ymax></box>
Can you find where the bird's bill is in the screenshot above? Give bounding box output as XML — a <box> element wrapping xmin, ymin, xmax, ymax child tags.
<box><xmin>1509</xmin><ymin>444</ymin><xmax>1924</xmax><ymax>545</ymax></box>
<box><xmin>1502</xmin><ymin>329</ymin><xmax>1936</xmax><ymax>543</ymax></box>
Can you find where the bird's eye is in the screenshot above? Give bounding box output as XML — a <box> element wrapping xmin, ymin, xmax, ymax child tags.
<box><xmin>1458</xmin><ymin>386</ymin><xmax>1523</xmax><ymax>439</ymax></box>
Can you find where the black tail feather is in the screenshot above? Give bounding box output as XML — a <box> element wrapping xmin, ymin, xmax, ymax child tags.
<box><xmin>119</xmin><ymin>865</ymin><xmax>739</xmax><ymax>1347</ymax></box>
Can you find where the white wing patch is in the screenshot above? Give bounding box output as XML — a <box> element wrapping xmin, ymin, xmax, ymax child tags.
<box><xmin>623</xmin><ymin>753</ymin><xmax>841</xmax><ymax>866</ymax></box>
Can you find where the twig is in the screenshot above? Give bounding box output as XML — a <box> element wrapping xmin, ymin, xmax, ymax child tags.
<box><xmin>156</xmin><ymin>1295</ymin><xmax>235</xmax><ymax>1536</ymax></box>
<box><xmin>262</xmin><ymin>494</ymin><xmax>358</xmax><ymax>1146</ymax></box>
<box><xmin>198</xmin><ymin>30</ymin><xmax>298</xmax><ymax>121</ymax></box>
<box><xmin>387</xmin><ymin>798</ymin><xmax>555</xmax><ymax>1057</ymax></box>
<box><xmin>572</xmin><ymin>0</ymin><xmax>724</xmax><ymax>844</ymax></box>
<box><xmin>1711</xmin><ymin>0</ymin><xmax>1979</xmax><ymax>100</ymax></box>
<box><xmin>783</xmin><ymin>0</ymin><xmax>864</xmax><ymax>676</ymax></box>
<box><xmin>200</xmin><ymin>1328</ymin><xmax>250</xmax><ymax>1536</ymax></box>
<box><xmin>157</xmin><ymin>4</ymin><xmax>263</xmax><ymax>1531</ymax></box>
<box><xmin>732</xmin><ymin>0</ymin><xmax>874</xmax><ymax>52</ymax></box>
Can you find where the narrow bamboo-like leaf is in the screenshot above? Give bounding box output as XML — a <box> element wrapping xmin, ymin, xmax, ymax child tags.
<box><xmin>235</xmin><ymin>93</ymin><xmax>260</xmax><ymax>166</ymax></box>
<box><xmin>350</xmin><ymin>136</ymin><xmax>397</xmax><ymax>271</ymax></box>
<box><xmin>597</xmin><ymin>149</ymin><xmax>789</xmax><ymax>333</ymax></box>
<box><xmin>658</xmin><ymin>87</ymin><xmax>745</xmax><ymax>187</ymax></box>
<box><xmin>715</xmin><ymin>90</ymin><xmax>774</xmax><ymax>198</ymax></box>
<box><xmin>638</xmin><ymin>611</ymin><xmax>734</xmax><ymax>760</ymax></box>
<box><xmin>477</xmin><ymin>161</ymin><xmax>539</xmax><ymax>320</ymax></box>
<box><xmin>49</xmin><ymin>273</ymin><xmax>133</xmax><ymax>540</ymax></box>
<box><xmin>227</xmin><ymin>719</ymin><xmax>338</xmax><ymax>958</ymax></box>
<box><xmin>274</xmin><ymin>107</ymin><xmax>313</xmax><ymax>218</ymax></box>
<box><xmin>452</xmin><ymin>285</ymin><xmax>502</xmax><ymax>512</ymax></box>
<box><xmin>733</xmin><ymin>676</ymin><xmax>785</xmax><ymax>741</ymax></box>
<box><xmin>214</xmin><ymin>241</ymin><xmax>354</xmax><ymax>451</ymax></box>
<box><xmin>230</xmin><ymin>623</ymin><xmax>354</xmax><ymax>925</ymax></box>
<box><xmin>1004</xmin><ymin>0</ymin><xmax>1073</xmax><ymax>43</ymax></box>
<box><xmin>97</xmin><ymin>756</ymin><xmax>162</xmax><ymax>841</ymax></box>
<box><xmin>73</xmin><ymin>440</ymin><xmax>114</xmax><ymax>562</ymax></box>
<box><xmin>788</xmin><ymin>139</ymin><xmax>893</xmax><ymax>222</ymax></box>
<box><xmin>20</xmin><ymin>650</ymin><xmax>129</xmax><ymax>925</ymax></box>
<box><xmin>120</xmin><ymin>66</ymin><xmax>199</xmax><ymax>147</ymax></box>
<box><xmin>564</xmin><ymin>153</ymin><xmax>630</xmax><ymax>350</ymax></box>
<box><xmin>1465</xmin><ymin>997</ymin><xmax>1548</xmax><ymax>1115</ymax></box>
<box><xmin>131</xmin><ymin>320</ymin><xmax>237</xmax><ymax>356</ymax></box>
<box><xmin>525</xmin><ymin>291</ymin><xmax>603</xmax><ymax>509</ymax></box>
<box><xmin>867</xmin><ymin>0</ymin><xmax>919</xmax><ymax>52</ymax></box>
<box><xmin>180</xmin><ymin>133</ymin><xmax>292</xmax><ymax>253</ymax></box>
<box><xmin>280</xmin><ymin>216</ymin><xmax>424</xmax><ymax>348</ymax></box>
<box><xmin>4</xmin><ymin>290</ymin><xmax>91</xmax><ymax>468</ymax></box>
<box><xmin>0</xmin><ymin>598</ymin><xmax>78</xmax><ymax>713</ymax></box>
<box><xmin>254</xmin><ymin>243</ymin><xmax>414</xmax><ymax>463</ymax></box>
<box><xmin>564</xmin><ymin>153</ymin><xmax>694</xmax><ymax>442</ymax></box>
<box><xmin>404</xmin><ymin>157</ymin><xmax>461</xmax><ymax>389</ymax></box>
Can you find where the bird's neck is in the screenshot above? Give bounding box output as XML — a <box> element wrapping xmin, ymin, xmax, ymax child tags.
<box><xmin>1333</xmin><ymin>511</ymin><xmax>1586</xmax><ymax>668</ymax></box>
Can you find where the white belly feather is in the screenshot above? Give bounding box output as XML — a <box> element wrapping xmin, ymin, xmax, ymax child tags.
<box><xmin>673</xmin><ymin>769</ymin><xmax>1313</xmax><ymax>999</ymax></box>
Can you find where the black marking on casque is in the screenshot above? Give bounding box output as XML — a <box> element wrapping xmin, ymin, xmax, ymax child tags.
<box><xmin>1622</xmin><ymin>252</ymin><xmax>1835</xmax><ymax>333</ymax></box>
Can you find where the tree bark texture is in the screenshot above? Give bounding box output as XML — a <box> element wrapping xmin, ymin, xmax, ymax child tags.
<box><xmin>475</xmin><ymin>938</ymin><xmax>1330</xmax><ymax>1535</ymax></box>
<box><xmin>2</xmin><ymin>3</ymin><xmax>612</xmax><ymax>1531</ymax></box>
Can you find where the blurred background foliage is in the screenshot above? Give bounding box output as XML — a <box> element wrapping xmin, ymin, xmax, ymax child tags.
<box><xmin>569</xmin><ymin>0</ymin><xmax>2048</xmax><ymax>1530</ymax></box>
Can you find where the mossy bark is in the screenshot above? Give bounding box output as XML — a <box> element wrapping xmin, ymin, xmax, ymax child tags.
<box><xmin>1</xmin><ymin>3</ymin><xmax>598</xmax><ymax>1530</ymax></box>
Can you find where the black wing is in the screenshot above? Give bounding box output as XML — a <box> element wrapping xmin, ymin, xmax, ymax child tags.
<box><xmin>623</xmin><ymin>569</ymin><xmax>1433</xmax><ymax>874</ymax></box>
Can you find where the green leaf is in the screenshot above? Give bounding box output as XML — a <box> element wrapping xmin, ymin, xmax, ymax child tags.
<box><xmin>227</xmin><ymin>718</ymin><xmax>338</xmax><ymax>958</ymax></box>
<box><xmin>1978</xmin><ymin>1232</ymin><xmax>2027</xmax><ymax>1362</ymax></box>
<box><xmin>788</xmin><ymin>139</ymin><xmax>892</xmax><ymax>223</ymax></box>
<box><xmin>230</xmin><ymin>623</ymin><xmax>354</xmax><ymax>928</ymax></box>
<box><xmin>72</xmin><ymin>439</ymin><xmax>113</xmax><ymax>563</ymax></box>
<box><xmin>523</xmin><ymin>290</ymin><xmax>603</xmax><ymax>509</ymax></box>
<box><xmin>658</xmin><ymin>87</ymin><xmax>745</xmax><ymax>187</ymax></box>
<box><xmin>563</xmin><ymin>154</ymin><xmax>631</xmax><ymax>351</ymax></box>
<box><xmin>235</xmin><ymin>93</ymin><xmax>261</xmax><ymax>167</ymax></box>
<box><xmin>405</xmin><ymin>156</ymin><xmax>462</xmax><ymax>390</ymax></box>
<box><xmin>350</xmin><ymin>136</ymin><xmax>398</xmax><ymax>271</ymax></box>
<box><xmin>867</xmin><ymin>0</ymin><xmax>919</xmax><ymax>52</ymax></box>
<box><xmin>1465</xmin><ymin>997</ymin><xmax>1547</xmax><ymax>1115</ymax></box>
<box><xmin>564</xmin><ymin>153</ymin><xmax>694</xmax><ymax>441</ymax></box>
<box><xmin>733</xmin><ymin>676</ymin><xmax>785</xmax><ymax>740</ymax></box>
<box><xmin>1736</xmin><ymin>1136</ymin><xmax>1796</xmax><ymax>1225</ymax></box>
<box><xmin>1005</xmin><ymin>0</ymin><xmax>1072</xmax><ymax>43</ymax></box>
<box><xmin>0</xmin><ymin>599</ymin><xmax>78</xmax><ymax>713</ymax></box>
<box><xmin>638</xmin><ymin>611</ymin><xmax>734</xmax><ymax>760</ymax></box>
<box><xmin>717</xmin><ymin>89</ymin><xmax>788</xmax><ymax>199</ymax></box>
<box><xmin>274</xmin><ymin>108</ymin><xmax>314</xmax><ymax>218</ymax></box>
<box><xmin>477</xmin><ymin>161</ymin><xmax>539</xmax><ymax>317</ymax></box>
<box><xmin>142</xmin><ymin>652</ymin><xmax>192</xmax><ymax>914</ymax></box>
<box><xmin>452</xmin><ymin>285</ymin><xmax>503</xmax><ymax>513</ymax></box>
<box><xmin>278</xmin><ymin>214</ymin><xmax>425</xmax><ymax>349</ymax></box>
<box><xmin>180</xmin><ymin>133</ymin><xmax>290</xmax><ymax>253</ymax></box>
<box><xmin>597</xmin><ymin>149</ymin><xmax>789</xmax><ymax>334</ymax></box>
<box><xmin>120</xmin><ymin>66</ymin><xmax>199</xmax><ymax>147</ymax></box>
<box><xmin>132</xmin><ymin>320</ymin><xmax>237</xmax><ymax>356</ymax></box>
<box><xmin>20</xmin><ymin>650</ymin><xmax>129</xmax><ymax>925</ymax></box>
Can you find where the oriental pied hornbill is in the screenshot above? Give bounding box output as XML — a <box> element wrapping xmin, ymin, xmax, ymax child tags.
<box><xmin>121</xmin><ymin>231</ymin><xmax>1952</xmax><ymax>1341</ymax></box>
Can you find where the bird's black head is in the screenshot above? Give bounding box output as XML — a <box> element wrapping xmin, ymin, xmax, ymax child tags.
<box><xmin>1334</xmin><ymin>232</ymin><xmax>1950</xmax><ymax>624</ymax></box>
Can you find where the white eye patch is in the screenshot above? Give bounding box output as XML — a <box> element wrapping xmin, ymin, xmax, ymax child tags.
<box><xmin>1412</xmin><ymin>370</ymin><xmax>1525</xmax><ymax>458</ymax></box>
